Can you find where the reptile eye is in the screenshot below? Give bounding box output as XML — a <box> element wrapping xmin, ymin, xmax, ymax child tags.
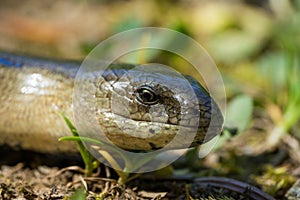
<box><xmin>136</xmin><ymin>86</ymin><xmax>159</xmax><ymax>105</ymax></box>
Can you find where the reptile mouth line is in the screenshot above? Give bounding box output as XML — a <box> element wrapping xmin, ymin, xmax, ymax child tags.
<box><xmin>102</xmin><ymin>111</ymin><xmax>214</xmax><ymax>129</ymax></box>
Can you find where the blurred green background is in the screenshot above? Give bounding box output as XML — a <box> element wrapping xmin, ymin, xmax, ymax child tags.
<box><xmin>0</xmin><ymin>0</ymin><xmax>299</xmax><ymax>197</ymax></box>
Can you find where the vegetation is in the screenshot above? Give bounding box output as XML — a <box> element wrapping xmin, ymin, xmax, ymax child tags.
<box><xmin>1</xmin><ymin>0</ymin><xmax>300</xmax><ymax>198</ymax></box>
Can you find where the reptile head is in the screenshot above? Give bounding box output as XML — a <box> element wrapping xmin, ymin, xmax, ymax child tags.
<box><xmin>76</xmin><ymin>64</ymin><xmax>223</xmax><ymax>151</ymax></box>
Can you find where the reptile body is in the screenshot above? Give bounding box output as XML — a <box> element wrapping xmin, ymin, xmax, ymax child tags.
<box><xmin>0</xmin><ymin>52</ymin><xmax>223</xmax><ymax>153</ymax></box>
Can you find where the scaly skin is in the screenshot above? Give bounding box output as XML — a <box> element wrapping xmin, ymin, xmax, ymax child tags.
<box><xmin>0</xmin><ymin>52</ymin><xmax>223</xmax><ymax>153</ymax></box>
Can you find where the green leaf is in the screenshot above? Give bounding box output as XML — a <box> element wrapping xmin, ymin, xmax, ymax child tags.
<box><xmin>70</xmin><ymin>188</ymin><xmax>86</xmax><ymax>200</ymax></box>
<box><xmin>257</xmin><ymin>52</ymin><xmax>287</xmax><ymax>92</ymax></box>
<box><xmin>61</xmin><ymin>113</ymin><xmax>79</xmax><ymax>136</ymax></box>
<box><xmin>60</xmin><ymin>113</ymin><xmax>96</xmax><ymax>177</ymax></box>
<box><xmin>225</xmin><ymin>95</ymin><xmax>253</xmax><ymax>133</ymax></box>
<box><xmin>208</xmin><ymin>30</ymin><xmax>263</xmax><ymax>64</ymax></box>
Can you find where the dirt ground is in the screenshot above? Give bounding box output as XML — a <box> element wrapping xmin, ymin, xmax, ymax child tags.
<box><xmin>1</xmin><ymin>134</ymin><xmax>298</xmax><ymax>200</ymax></box>
<box><xmin>0</xmin><ymin>162</ymin><xmax>276</xmax><ymax>200</ymax></box>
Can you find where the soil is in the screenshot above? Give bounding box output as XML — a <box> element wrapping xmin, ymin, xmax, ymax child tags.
<box><xmin>0</xmin><ymin>144</ymin><xmax>293</xmax><ymax>200</ymax></box>
<box><xmin>0</xmin><ymin>163</ymin><xmax>274</xmax><ymax>200</ymax></box>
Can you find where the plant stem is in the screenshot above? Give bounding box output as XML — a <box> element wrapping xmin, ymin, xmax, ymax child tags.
<box><xmin>117</xmin><ymin>171</ymin><xmax>130</xmax><ymax>184</ymax></box>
